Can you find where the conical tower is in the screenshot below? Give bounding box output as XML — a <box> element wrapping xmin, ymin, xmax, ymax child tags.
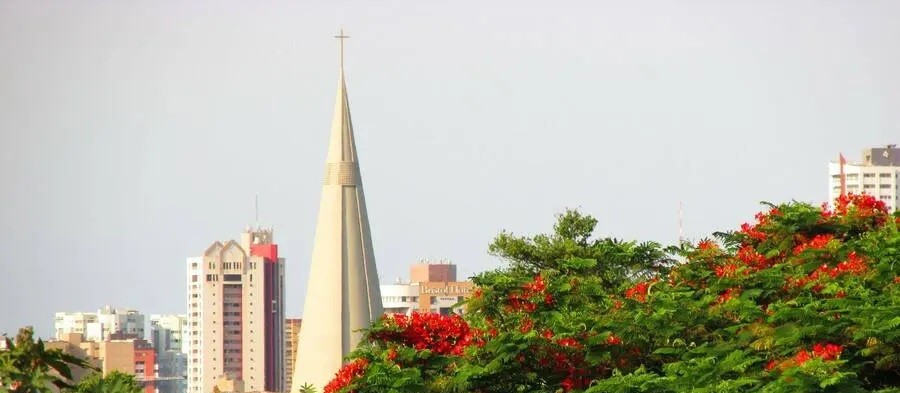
<box><xmin>291</xmin><ymin>30</ymin><xmax>384</xmax><ymax>391</ymax></box>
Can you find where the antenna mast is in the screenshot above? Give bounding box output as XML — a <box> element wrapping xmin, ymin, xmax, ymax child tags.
<box><xmin>678</xmin><ymin>201</ymin><xmax>685</xmax><ymax>244</ymax></box>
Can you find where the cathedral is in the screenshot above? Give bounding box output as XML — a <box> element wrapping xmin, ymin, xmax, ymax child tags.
<box><xmin>290</xmin><ymin>31</ymin><xmax>384</xmax><ymax>391</ymax></box>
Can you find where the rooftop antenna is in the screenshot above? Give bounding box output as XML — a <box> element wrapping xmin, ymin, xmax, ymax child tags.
<box><xmin>678</xmin><ymin>201</ymin><xmax>685</xmax><ymax>244</ymax></box>
<box><xmin>254</xmin><ymin>193</ymin><xmax>259</xmax><ymax>228</ymax></box>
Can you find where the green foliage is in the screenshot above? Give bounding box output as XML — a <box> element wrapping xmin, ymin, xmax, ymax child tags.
<box><xmin>66</xmin><ymin>371</ymin><xmax>141</xmax><ymax>393</ymax></box>
<box><xmin>297</xmin><ymin>382</ymin><xmax>318</xmax><ymax>393</ymax></box>
<box><xmin>488</xmin><ymin>208</ymin><xmax>673</xmax><ymax>288</ymax></box>
<box><xmin>0</xmin><ymin>327</ymin><xmax>94</xmax><ymax>393</ymax></box>
<box><xmin>328</xmin><ymin>196</ymin><xmax>900</xmax><ymax>392</ymax></box>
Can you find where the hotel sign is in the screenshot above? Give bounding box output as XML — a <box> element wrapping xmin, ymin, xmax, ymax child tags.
<box><xmin>418</xmin><ymin>281</ymin><xmax>475</xmax><ymax>296</ymax></box>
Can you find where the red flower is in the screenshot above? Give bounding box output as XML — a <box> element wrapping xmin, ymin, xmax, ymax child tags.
<box><xmin>714</xmin><ymin>263</ymin><xmax>739</xmax><ymax>278</ymax></box>
<box><xmin>556</xmin><ymin>337</ymin><xmax>583</xmax><ymax>349</ymax></box>
<box><xmin>770</xmin><ymin>343</ymin><xmax>844</xmax><ymax>372</ymax></box>
<box><xmin>606</xmin><ymin>334</ymin><xmax>622</xmax><ymax>345</ymax></box>
<box><xmin>520</xmin><ymin>318</ymin><xmax>534</xmax><ymax>333</ymax></box>
<box><xmin>736</xmin><ymin>245</ymin><xmax>770</xmax><ymax>270</ymax></box>
<box><xmin>716</xmin><ymin>288</ymin><xmax>739</xmax><ymax>304</ymax></box>
<box><xmin>324</xmin><ymin>358</ymin><xmax>368</xmax><ymax>393</ymax></box>
<box><xmin>812</xmin><ymin>343</ymin><xmax>843</xmax><ymax>361</ymax></box>
<box><xmin>371</xmin><ymin>312</ymin><xmax>475</xmax><ymax>356</ymax></box>
<box><xmin>625</xmin><ymin>279</ymin><xmax>657</xmax><ymax>302</ymax></box>
<box><xmin>697</xmin><ymin>239</ymin><xmax>718</xmax><ymax>251</ymax></box>
<box><xmin>542</xmin><ymin>329</ymin><xmax>555</xmax><ymax>339</ymax></box>
<box><xmin>834</xmin><ymin>252</ymin><xmax>867</xmax><ymax>276</ymax></box>
<box><xmin>794</xmin><ymin>234</ymin><xmax>835</xmax><ymax>255</ymax></box>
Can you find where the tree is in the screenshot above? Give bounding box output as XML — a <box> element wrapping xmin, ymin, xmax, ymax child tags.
<box><xmin>489</xmin><ymin>208</ymin><xmax>673</xmax><ymax>288</ymax></box>
<box><xmin>67</xmin><ymin>371</ymin><xmax>141</xmax><ymax>393</ymax></box>
<box><xmin>325</xmin><ymin>194</ymin><xmax>900</xmax><ymax>392</ymax></box>
<box><xmin>0</xmin><ymin>327</ymin><xmax>93</xmax><ymax>393</ymax></box>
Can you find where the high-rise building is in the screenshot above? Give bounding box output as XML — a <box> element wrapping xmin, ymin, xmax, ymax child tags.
<box><xmin>150</xmin><ymin>315</ymin><xmax>187</xmax><ymax>353</ymax></box>
<box><xmin>291</xmin><ymin>32</ymin><xmax>384</xmax><ymax>391</ymax></box>
<box><xmin>150</xmin><ymin>315</ymin><xmax>188</xmax><ymax>393</ymax></box>
<box><xmin>186</xmin><ymin>227</ymin><xmax>285</xmax><ymax>393</ymax></box>
<box><xmin>54</xmin><ymin>307</ymin><xmax>145</xmax><ymax>342</ymax></box>
<box><xmin>381</xmin><ymin>261</ymin><xmax>474</xmax><ymax>316</ymax></box>
<box><xmin>283</xmin><ymin>318</ymin><xmax>302</xmax><ymax>391</ymax></box>
<box><xmin>829</xmin><ymin>145</ymin><xmax>900</xmax><ymax>211</ymax></box>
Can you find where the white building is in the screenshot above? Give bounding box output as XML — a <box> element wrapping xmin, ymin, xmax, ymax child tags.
<box><xmin>380</xmin><ymin>283</ymin><xmax>419</xmax><ymax>315</ymax></box>
<box><xmin>54</xmin><ymin>306</ymin><xmax>145</xmax><ymax>342</ymax></box>
<box><xmin>379</xmin><ymin>262</ymin><xmax>474</xmax><ymax>316</ymax></box>
<box><xmin>53</xmin><ymin>312</ymin><xmax>98</xmax><ymax>340</ymax></box>
<box><xmin>829</xmin><ymin>145</ymin><xmax>900</xmax><ymax>212</ymax></box>
<box><xmin>186</xmin><ymin>227</ymin><xmax>285</xmax><ymax>393</ymax></box>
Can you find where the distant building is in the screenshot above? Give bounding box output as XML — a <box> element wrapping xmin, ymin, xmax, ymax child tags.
<box><xmin>381</xmin><ymin>261</ymin><xmax>475</xmax><ymax>316</ymax></box>
<box><xmin>46</xmin><ymin>333</ymin><xmax>159</xmax><ymax>393</ymax></box>
<box><xmin>150</xmin><ymin>315</ymin><xmax>187</xmax><ymax>353</ymax></box>
<box><xmin>150</xmin><ymin>315</ymin><xmax>188</xmax><ymax>393</ymax></box>
<box><xmin>283</xmin><ymin>318</ymin><xmax>302</xmax><ymax>391</ymax></box>
<box><xmin>44</xmin><ymin>333</ymin><xmax>102</xmax><ymax>390</ymax></box>
<box><xmin>829</xmin><ymin>145</ymin><xmax>900</xmax><ymax>211</ymax></box>
<box><xmin>54</xmin><ymin>307</ymin><xmax>145</xmax><ymax>342</ymax></box>
<box><xmin>186</xmin><ymin>227</ymin><xmax>285</xmax><ymax>393</ymax></box>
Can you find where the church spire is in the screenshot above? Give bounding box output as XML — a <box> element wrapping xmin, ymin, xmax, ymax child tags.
<box><xmin>291</xmin><ymin>31</ymin><xmax>384</xmax><ymax>392</ymax></box>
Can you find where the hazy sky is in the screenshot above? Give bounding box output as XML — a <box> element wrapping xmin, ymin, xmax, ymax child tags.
<box><xmin>1</xmin><ymin>0</ymin><xmax>898</xmax><ymax>338</ymax></box>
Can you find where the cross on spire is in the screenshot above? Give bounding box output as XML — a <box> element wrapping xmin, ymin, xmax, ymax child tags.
<box><xmin>334</xmin><ymin>28</ymin><xmax>350</xmax><ymax>72</ymax></box>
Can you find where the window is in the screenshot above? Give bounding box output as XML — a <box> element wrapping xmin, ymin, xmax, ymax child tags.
<box><xmin>879</xmin><ymin>173</ymin><xmax>892</xmax><ymax>178</ymax></box>
<box><xmin>864</xmin><ymin>173</ymin><xmax>876</xmax><ymax>178</ymax></box>
<box><xmin>881</xmin><ymin>184</ymin><xmax>892</xmax><ymax>188</ymax></box>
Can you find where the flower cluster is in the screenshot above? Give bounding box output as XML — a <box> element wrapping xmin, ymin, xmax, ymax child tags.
<box><xmin>821</xmin><ymin>193</ymin><xmax>890</xmax><ymax>227</ymax></box>
<box><xmin>736</xmin><ymin>245</ymin><xmax>774</xmax><ymax>271</ymax></box>
<box><xmin>766</xmin><ymin>343</ymin><xmax>843</xmax><ymax>371</ymax></box>
<box><xmin>716</xmin><ymin>287</ymin><xmax>739</xmax><ymax>304</ymax></box>
<box><xmin>324</xmin><ymin>359</ymin><xmax>368</xmax><ymax>393</ymax></box>
<box><xmin>507</xmin><ymin>275</ymin><xmax>552</xmax><ymax>312</ymax></box>
<box><xmin>624</xmin><ymin>279</ymin><xmax>658</xmax><ymax>302</ymax></box>
<box><xmin>792</xmin><ymin>234</ymin><xmax>835</xmax><ymax>255</ymax></box>
<box><xmin>786</xmin><ymin>252</ymin><xmax>868</xmax><ymax>291</ymax></box>
<box><xmin>740</xmin><ymin>207</ymin><xmax>781</xmax><ymax>241</ymax></box>
<box><xmin>714</xmin><ymin>263</ymin><xmax>739</xmax><ymax>278</ymax></box>
<box><xmin>371</xmin><ymin>312</ymin><xmax>475</xmax><ymax>356</ymax></box>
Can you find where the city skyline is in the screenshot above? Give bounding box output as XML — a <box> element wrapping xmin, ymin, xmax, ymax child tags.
<box><xmin>3</xmin><ymin>1</ymin><xmax>900</xmax><ymax>338</ymax></box>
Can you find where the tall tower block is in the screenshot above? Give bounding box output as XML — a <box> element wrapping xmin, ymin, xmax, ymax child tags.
<box><xmin>291</xmin><ymin>31</ymin><xmax>384</xmax><ymax>391</ymax></box>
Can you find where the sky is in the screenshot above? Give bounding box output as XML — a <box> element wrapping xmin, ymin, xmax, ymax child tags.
<box><xmin>1</xmin><ymin>0</ymin><xmax>898</xmax><ymax>338</ymax></box>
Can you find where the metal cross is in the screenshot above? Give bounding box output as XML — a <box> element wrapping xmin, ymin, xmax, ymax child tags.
<box><xmin>334</xmin><ymin>29</ymin><xmax>350</xmax><ymax>71</ymax></box>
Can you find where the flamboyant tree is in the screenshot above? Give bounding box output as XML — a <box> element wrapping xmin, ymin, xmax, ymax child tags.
<box><xmin>326</xmin><ymin>194</ymin><xmax>900</xmax><ymax>393</ymax></box>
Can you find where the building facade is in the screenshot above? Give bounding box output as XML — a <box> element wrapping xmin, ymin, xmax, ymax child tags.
<box><xmin>186</xmin><ymin>227</ymin><xmax>285</xmax><ymax>393</ymax></box>
<box><xmin>46</xmin><ymin>333</ymin><xmax>158</xmax><ymax>393</ymax></box>
<box><xmin>54</xmin><ymin>307</ymin><xmax>145</xmax><ymax>342</ymax></box>
<box><xmin>829</xmin><ymin>145</ymin><xmax>900</xmax><ymax>212</ymax></box>
<box><xmin>381</xmin><ymin>262</ymin><xmax>475</xmax><ymax>316</ymax></box>
<box><xmin>150</xmin><ymin>315</ymin><xmax>188</xmax><ymax>393</ymax></box>
<box><xmin>283</xmin><ymin>318</ymin><xmax>302</xmax><ymax>391</ymax></box>
<box><xmin>150</xmin><ymin>314</ymin><xmax>187</xmax><ymax>353</ymax></box>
